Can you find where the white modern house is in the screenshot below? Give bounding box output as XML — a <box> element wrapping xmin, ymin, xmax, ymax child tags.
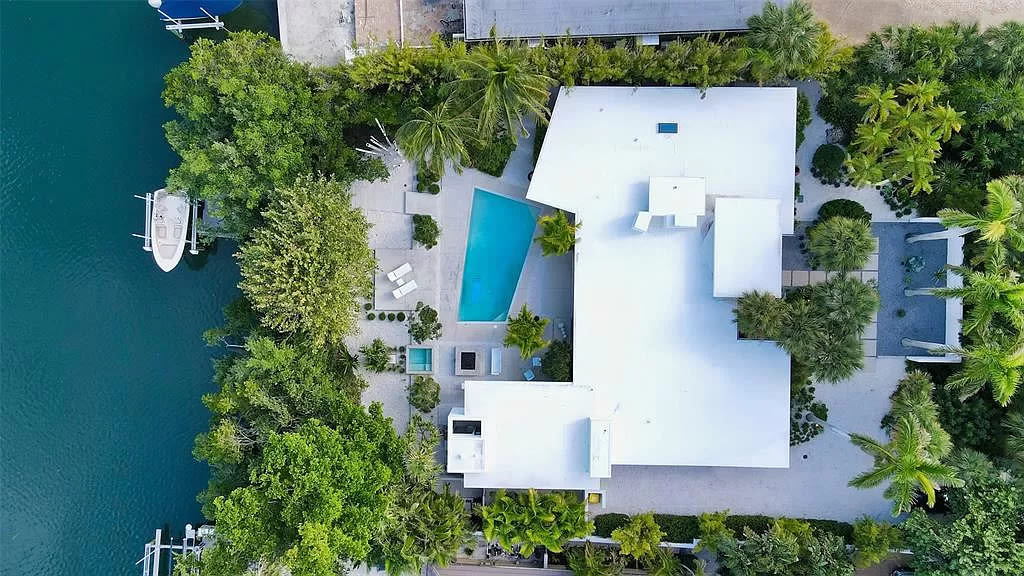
<box><xmin>448</xmin><ymin>86</ymin><xmax>798</xmax><ymax>493</ymax></box>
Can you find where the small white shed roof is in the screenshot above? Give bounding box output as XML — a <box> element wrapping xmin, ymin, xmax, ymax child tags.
<box><xmin>454</xmin><ymin>381</ymin><xmax>602</xmax><ymax>491</ymax></box>
<box><xmin>713</xmin><ymin>197</ymin><xmax>783</xmax><ymax>298</ymax></box>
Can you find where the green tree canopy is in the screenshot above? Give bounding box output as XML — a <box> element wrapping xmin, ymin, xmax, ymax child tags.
<box><xmin>746</xmin><ymin>0</ymin><xmax>849</xmax><ymax>83</ymax></box>
<box><xmin>938</xmin><ymin>176</ymin><xmax>1024</xmax><ymax>263</ymax></box>
<box><xmin>851</xmin><ymin>516</ymin><xmax>902</xmax><ymax>569</ymax></box>
<box><xmin>479</xmin><ymin>489</ymin><xmax>593</xmax><ymax>557</ymax></box>
<box><xmin>903</xmin><ymin>453</ymin><xmax>1024</xmax><ymax>576</ymax></box>
<box><xmin>212</xmin><ymin>418</ymin><xmax>402</xmax><ymax>576</ymax></box>
<box><xmin>163</xmin><ymin>31</ymin><xmax>368</xmax><ymax>235</ymax></box>
<box><xmin>946</xmin><ymin>333</ymin><xmax>1024</xmax><ymax>406</ymax></box>
<box><xmin>409</xmin><ymin>302</ymin><xmax>443</xmax><ymax>343</ymax></box>
<box><xmin>611</xmin><ymin>512</ymin><xmax>665</xmax><ymax>561</ymax></box>
<box><xmin>535</xmin><ymin>210</ymin><xmax>581</xmax><ymax>256</ymax></box>
<box><xmin>237</xmin><ymin>175</ymin><xmax>374</xmax><ymax>349</ymax></box>
<box><xmin>504</xmin><ymin>304</ymin><xmax>550</xmax><ymax>359</ymax></box>
<box><xmin>807</xmin><ymin>217</ymin><xmax>875</xmax><ymax>272</ymax></box>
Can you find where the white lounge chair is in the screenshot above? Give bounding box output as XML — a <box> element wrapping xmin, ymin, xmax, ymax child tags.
<box><xmin>633</xmin><ymin>211</ymin><xmax>652</xmax><ymax>232</ymax></box>
<box><xmin>387</xmin><ymin>262</ymin><xmax>413</xmax><ymax>282</ymax></box>
<box><xmin>392</xmin><ymin>280</ymin><xmax>418</xmax><ymax>299</ymax></box>
<box><xmin>490</xmin><ymin>348</ymin><xmax>502</xmax><ymax>376</ymax></box>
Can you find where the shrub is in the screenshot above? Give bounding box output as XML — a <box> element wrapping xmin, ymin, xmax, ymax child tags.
<box><xmin>852</xmin><ymin>516</ymin><xmax>902</xmax><ymax>569</ymax></box>
<box><xmin>367</xmin><ymin>313</ymin><xmax>375</xmax><ymax>320</ymax></box>
<box><xmin>407</xmin><ymin>375</ymin><xmax>440</xmax><ymax>412</ymax></box>
<box><xmin>817</xmin><ymin>199</ymin><xmax>871</xmax><ymax>223</ymax></box>
<box><xmin>412</xmin><ymin>214</ymin><xmax>441</xmax><ymax>250</ymax></box>
<box><xmin>388</xmin><ymin>312</ymin><xmax>396</xmax><ymax>321</ymax></box>
<box><xmin>397</xmin><ymin>312</ymin><xmax>406</xmax><ymax>321</ymax></box>
<box><xmin>594</xmin><ymin>514</ymin><xmax>630</xmax><ymax>538</ymax></box>
<box><xmin>592</xmin><ymin>513</ymin><xmax>852</xmax><ymax>545</ymax></box>
<box><xmin>807</xmin><ymin>216</ymin><xmax>874</xmax><ymax>272</ymax></box>
<box><xmin>428</xmin><ymin>183</ymin><xmax>440</xmax><ymax>195</ymax></box>
<box><xmin>695</xmin><ymin>511</ymin><xmax>733</xmax><ymax>553</ymax></box>
<box><xmin>467</xmin><ymin>134</ymin><xmax>517</xmax><ymax>177</ymax></box>
<box><xmin>796</xmin><ymin>91</ymin><xmax>812</xmax><ymax>150</ymax></box>
<box><xmin>541</xmin><ymin>340</ymin><xmax>572</xmax><ymax>381</ymax></box>
<box><xmin>409</xmin><ymin>302</ymin><xmax>443</xmax><ymax>343</ymax></box>
<box><xmin>479</xmin><ymin>489</ymin><xmax>593</xmax><ymax>557</ymax></box>
<box><xmin>364</xmin><ymin>302</ymin><xmax>373</xmax><ymax>311</ymax></box>
<box><xmin>812</xmin><ymin>143</ymin><xmax>846</xmax><ymax>183</ymax></box>
<box><xmin>360</xmin><ymin>338</ymin><xmax>391</xmax><ymax>372</ymax></box>
<box><xmin>611</xmin><ymin>513</ymin><xmax>665</xmax><ymax>560</ymax></box>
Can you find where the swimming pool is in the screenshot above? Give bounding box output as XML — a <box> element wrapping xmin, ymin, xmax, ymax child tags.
<box><xmin>458</xmin><ymin>189</ymin><xmax>538</xmax><ymax>321</ymax></box>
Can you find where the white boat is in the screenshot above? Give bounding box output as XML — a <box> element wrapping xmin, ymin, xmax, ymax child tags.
<box><xmin>150</xmin><ymin>188</ymin><xmax>189</xmax><ymax>272</ymax></box>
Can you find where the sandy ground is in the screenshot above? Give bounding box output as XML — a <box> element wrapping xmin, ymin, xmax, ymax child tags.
<box><xmin>809</xmin><ymin>0</ymin><xmax>1024</xmax><ymax>41</ymax></box>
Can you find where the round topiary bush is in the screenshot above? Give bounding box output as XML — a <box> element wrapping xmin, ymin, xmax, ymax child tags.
<box><xmin>812</xmin><ymin>144</ymin><xmax>846</xmax><ymax>184</ymax></box>
<box><xmin>397</xmin><ymin>312</ymin><xmax>406</xmax><ymax>321</ymax></box>
<box><xmin>817</xmin><ymin>199</ymin><xmax>871</xmax><ymax>223</ymax></box>
<box><xmin>367</xmin><ymin>313</ymin><xmax>375</xmax><ymax>320</ymax></box>
<box><xmin>428</xmin><ymin>183</ymin><xmax>440</xmax><ymax>195</ymax></box>
<box><xmin>379</xmin><ymin>314</ymin><xmax>387</xmax><ymax>321</ymax></box>
<box><xmin>364</xmin><ymin>302</ymin><xmax>373</xmax><ymax>311</ymax></box>
<box><xmin>388</xmin><ymin>312</ymin><xmax>396</xmax><ymax>321</ymax></box>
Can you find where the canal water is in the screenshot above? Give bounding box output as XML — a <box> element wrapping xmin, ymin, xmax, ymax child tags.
<box><xmin>2</xmin><ymin>3</ymin><xmax>243</xmax><ymax>575</ymax></box>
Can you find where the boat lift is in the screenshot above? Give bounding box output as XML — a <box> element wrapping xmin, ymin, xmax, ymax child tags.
<box><xmin>138</xmin><ymin>524</ymin><xmax>211</xmax><ymax>576</ymax></box>
<box><xmin>133</xmin><ymin>192</ymin><xmax>200</xmax><ymax>255</ymax></box>
<box><xmin>147</xmin><ymin>0</ymin><xmax>240</xmax><ymax>36</ymax></box>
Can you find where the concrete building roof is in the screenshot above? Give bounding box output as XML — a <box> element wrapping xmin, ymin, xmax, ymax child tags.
<box><xmin>452</xmin><ymin>381</ymin><xmax>602</xmax><ymax>491</ymax></box>
<box><xmin>448</xmin><ymin>86</ymin><xmax>796</xmax><ymax>490</ymax></box>
<box><xmin>464</xmin><ymin>0</ymin><xmax>787</xmax><ymax>40</ymax></box>
<box><xmin>713</xmin><ymin>197</ymin><xmax>784</xmax><ymax>298</ymax></box>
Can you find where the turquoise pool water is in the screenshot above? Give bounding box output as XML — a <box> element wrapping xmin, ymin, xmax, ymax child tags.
<box><xmin>408</xmin><ymin>347</ymin><xmax>433</xmax><ymax>372</ymax></box>
<box><xmin>458</xmin><ymin>189</ymin><xmax>538</xmax><ymax>321</ymax></box>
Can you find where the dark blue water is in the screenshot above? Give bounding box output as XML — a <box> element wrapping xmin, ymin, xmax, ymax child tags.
<box><xmin>1</xmin><ymin>3</ymin><xmax>241</xmax><ymax>575</ymax></box>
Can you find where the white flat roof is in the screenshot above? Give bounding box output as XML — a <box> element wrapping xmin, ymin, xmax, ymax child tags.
<box><xmin>457</xmin><ymin>381</ymin><xmax>602</xmax><ymax>491</ymax></box>
<box><xmin>528</xmin><ymin>86</ymin><xmax>793</xmax><ymax>469</ymax></box>
<box><xmin>713</xmin><ymin>197</ymin><xmax>783</xmax><ymax>298</ymax></box>
<box><xmin>463</xmin><ymin>0</ymin><xmax>790</xmax><ymax>40</ymax></box>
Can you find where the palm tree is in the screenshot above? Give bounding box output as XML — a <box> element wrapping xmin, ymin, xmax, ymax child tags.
<box><xmin>535</xmin><ymin>210</ymin><xmax>581</xmax><ymax>256</ymax></box>
<box><xmin>734</xmin><ymin>291</ymin><xmax>789</xmax><ymax>340</ymax></box>
<box><xmin>457</xmin><ymin>39</ymin><xmax>554</xmax><ymax>142</ymax></box>
<box><xmin>928</xmin><ymin>104</ymin><xmax>963</xmax><ymax>141</ymax></box>
<box><xmin>807</xmin><ymin>216</ymin><xmax>876</xmax><ymax>272</ymax></box>
<box><xmin>1003</xmin><ymin>411</ymin><xmax>1024</xmax><ymax>471</ymax></box>
<box><xmin>811</xmin><ymin>275</ymin><xmax>880</xmax><ymax>335</ymax></box>
<box><xmin>852</xmin><ymin>122</ymin><xmax>892</xmax><ymax>157</ymax></box>
<box><xmin>932</xmin><ymin>265</ymin><xmax>1024</xmax><ymax>336</ymax></box>
<box><xmin>946</xmin><ymin>335</ymin><xmax>1024</xmax><ymax>406</ymax></box>
<box><xmin>938</xmin><ymin>176</ymin><xmax>1024</xmax><ymax>261</ymax></box>
<box><xmin>897</xmin><ymin>79</ymin><xmax>943</xmax><ymax>111</ymax></box>
<box><xmin>778</xmin><ymin>298</ymin><xmax>826</xmax><ymax>360</ymax></box>
<box><xmin>504</xmin><ymin>304</ymin><xmax>550</xmax><ymax>359</ymax></box>
<box><xmin>854</xmin><ymin>84</ymin><xmax>899</xmax><ymax>123</ymax></box>
<box><xmin>396</xmin><ymin>96</ymin><xmax>477</xmax><ymax>175</ymax></box>
<box><xmin>746</xmin><ymin>0</ymin><xmax>823</xmax><ymax>80</ymax></box>
<box><xmin>849</xmin><ymin>416</ymin><xmax>963</xmax><ymax>516</ymax></box>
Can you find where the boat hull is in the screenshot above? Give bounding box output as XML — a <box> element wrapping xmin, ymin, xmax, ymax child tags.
<box><xmin>150</xmin><ymin>188</ymin><xmax>189</xmax><ymax>272</ymax></box>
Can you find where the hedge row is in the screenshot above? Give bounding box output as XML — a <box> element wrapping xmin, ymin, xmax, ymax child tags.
<box><xmin>593</xmin><ymin>513</ymin><xmax>853</xmax><ymax>544</ymax></box>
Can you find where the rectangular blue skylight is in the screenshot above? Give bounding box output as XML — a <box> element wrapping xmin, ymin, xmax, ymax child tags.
<box><xmin>657</xmin><ymin>122</ymin><xmax>678</xmax><ymax>134</ymax></box>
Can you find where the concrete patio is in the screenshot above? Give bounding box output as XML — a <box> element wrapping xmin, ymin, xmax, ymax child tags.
<box><xmin>348</xmin><ymin>125</ymin><xmax>573</xmax><ymax>444</ymax></box>
<box><xmin>599</xmin><ymin>356</ymin><xmax>906</xmax><ymax>522</ymax></box>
